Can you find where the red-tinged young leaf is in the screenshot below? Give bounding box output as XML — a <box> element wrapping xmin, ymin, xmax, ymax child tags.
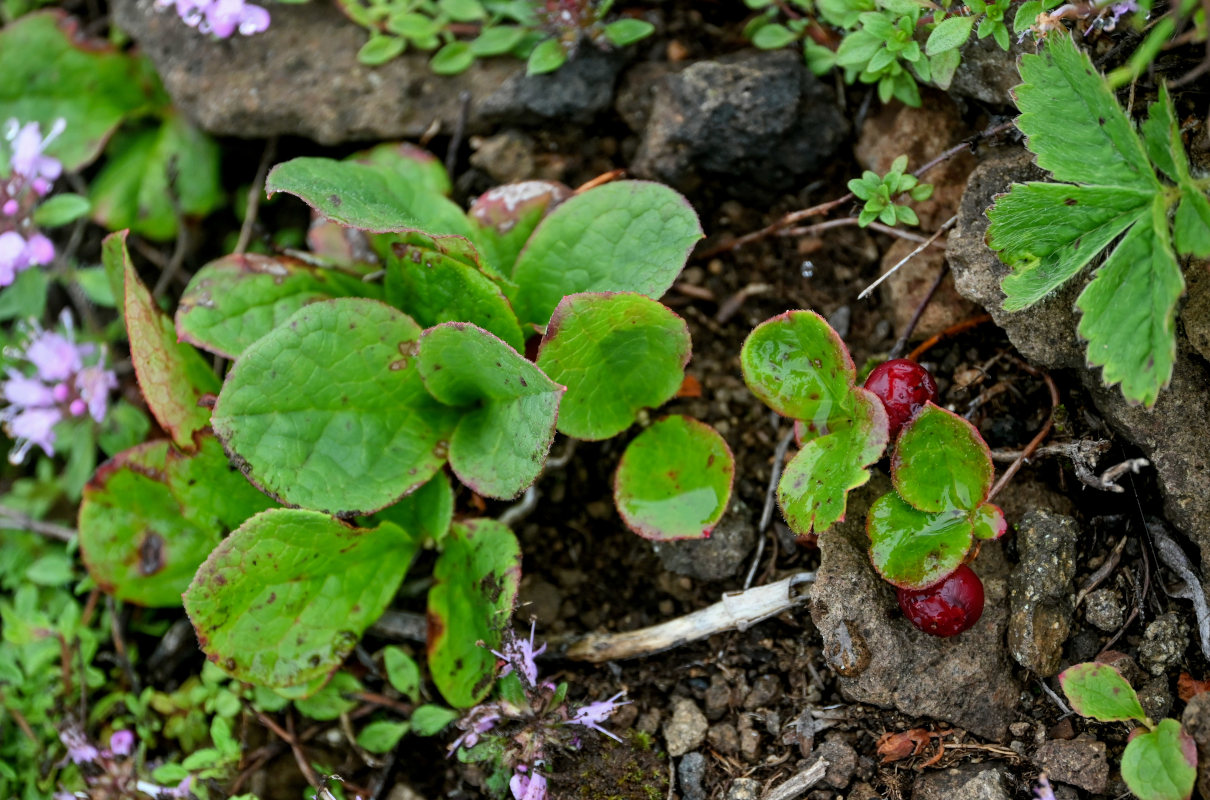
<box><xmin>104</xmin><ymin>231</ymin><xmax>220</xmax><ymax>451</ymax></box>
<box><xmin>307</xmin><ymin>215</ymin><xmax>377</xmax><ymax>269</ymax></box>
<box><xmin>614</xmin><ymin>415</ymin><xmax>735</xmax><ymax>541</ymax></box>
<box><xmin>1121</xmin><ymin>719</ymin><xmax>1198</xmax><ymax>800</ymax></box>
<box><xmin>868</xmin><ymin>493</ymin><xmax>973</xmax><ymax>589</ymax></box>
<box><xmin>1059</xmin><ymin>662</ymin><xmax>1148</xmax><ymax>723</ymax></box>
<box><xmin>176</xmin><ymin>253</ymin><xmax>372</xmax><ymax>359</ymax></box>
<box><xmin>428</xmin><ymin>519</ymin><xmax>521</xmax><ymax>707</ymax></box>
<box><xmin>778</xmin><ymin>389</ymin><xmax>889</xmax><ymax>537</ymax></box>
<box><xmin>417</xmin><ymin>323</ymin><xmax>564</xmax><ymax>499</ymax></box>
<box><xmin>468</xmin><ymin>181</ymin><xmax>572</xmax><ymax>279</ymax></box>
<box><xmin>184</xmin><ymin>509</ymin><xmax>420</xmax><ymax>692</ymax></box>
<box><xmin>893</xmin><ymin>403</ymin><xmax>993</xmax><ymax>512</ymax></box>
<box><xmin>536</xmin><ymin>292</ymin><xmax>691</xmax><ymax>441</ymax></box>
<box><xmin>971</xmin><ymin>502</ymin><xmax>1007</xmax><ymax>540</ymax></box>
<box><xmin>78</xmin><ymin>436</ymin><xmax>276</xmax><ymax>607</ymax></box>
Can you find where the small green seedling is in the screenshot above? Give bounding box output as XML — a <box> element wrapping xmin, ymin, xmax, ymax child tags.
<box><xmin>1059</xmin><ymin>662</ymin><xmax>1198</xmax><ymax>800</ymax></box>
<box><xmin>848</xmin><ymin>154</ymin><xmax>933</xmax><ymax>227</ymax></box>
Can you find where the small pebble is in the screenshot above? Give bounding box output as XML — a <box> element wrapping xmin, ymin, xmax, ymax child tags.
<box><xmin>1140</xmin><ymin>612</ymin><xmax>1189</xmax><ymax>676</ymax></box>
<box><xmin>1083</xmin><ymin>588</ymin><xmax>1125</xmax><ymax>632</ymax></box>
<box><xmin>727</xmin><ymin>778</ymin><xmax>762</xmax><ymax>800</ymax></box>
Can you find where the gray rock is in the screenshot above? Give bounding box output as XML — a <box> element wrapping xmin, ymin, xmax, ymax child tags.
<box><xmin>477</xmin><ymin>46</ymin><xmax>626</xmax><ymax>126</ymax></box>
<box><xmin>809</xmin><ymin>739</ymin><xmax>858</xmax><ymax>789</ymax></box>
<box><xmin>1184</xmin><ymin>263</ymin><xmax>1210</xmax><ymax>363</ymax></box>
<box><xmin>1138</xmin><ymin>674</ymin><xmax>1173</xmax><ymax>722</ymax></box>
<box><xmin>708</xmin><ymin>722</ymin><xmax>739</xmax><ymax>756</ymax></box>
<box><xmin>1140</xmin><ymin>612</ymin><xmax>1189</xmax><ymax>676</ymax></box>
<box><xmin>1182</xmin><ymin>692</ymin><xmax>1210</xmax><ymax>800</ymax></box>
<box><xmin>947</xmin><ymin>35</ymin><xmax>1030</xmax><ymax>108</ymax></box>
<box><xmin>1008</xmin><ymin>511</ymin><xmax>1080</xmax><ymax>676</ymax></box>
<box><xmin>949</xmin><ymin>149</ymin><xmax>1210</xmax><ymax>611</ymax></box>
<box><xmin>726</xmin><ymin>778</ymin><xmax>762</xmax><ymax>800</ymax></box>
<box><xmin>663</xmin><ymin>697</ymin><xmax>708</xmax><ymax>757</ymax></box>
<box><xmin>742</xmin><ymin>674</ymin><xmax>782</xmax><ymax>710</ymax></box>
<box><xmin>1034</xmin><ymin>738</ymin><xmax>1109</xmax><ymax>794</ymax></box>
<box><xmin>678</xmin><ymin>752</ymin><xmax>707</xmax><ymax>800</ymax></box>
<box><xmin>631</xmin><ymin>50</ymin><xmax>848</xmax><ymax>196</ymax></box>
<box><xmin>809</xmin><ymin>474</ymin><xmax>1021</xmax><ymax>741</ymax></box>
<box><xmin>913</xmin><ymin>764</ymin><xmax>1011</xmax><ymax>800</ymax></box>
<box><xmin>1083</xmin><ymin>588</ymin><xmax>1125</xmax><ymax>632</ymax></box>
<box><xmin>652</xmin><ymin>498</ymin><xmax>755</xmax><ymax>581</ymax></box>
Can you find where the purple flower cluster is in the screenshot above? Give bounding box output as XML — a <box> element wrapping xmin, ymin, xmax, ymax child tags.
<box><xmin>450</xmin><ymin>622</ymin><xmax>630</xmax><ymax>800</ymax></box>
<box><xmin>155</xmin><ymin>0</ymin><xmax>270</xmax><ymax>38</ymax></box>
<box><xmin>2</xmin><ymin>119</ymin><xmax>63</xmax><ymax>286</ymax></box>
<box><xmin>1</xmin><ymin>312</ymin><xmax>117</xmax><ymax>463</ymax></box>
<box><xmin>56</xmin><ymin>727</ymin><xmax>192</xmax><ymax>799</ymax></box>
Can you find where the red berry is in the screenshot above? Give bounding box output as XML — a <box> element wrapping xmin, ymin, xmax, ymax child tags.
<box><xmin>896</xmin><ymin>564</ymin><xmax>985</xmax><ymax>637</ymax></box>
<box><xmin>863</xmin><ymin>359</ymin><xmax>938</xmax><ymax>437</ymax></box>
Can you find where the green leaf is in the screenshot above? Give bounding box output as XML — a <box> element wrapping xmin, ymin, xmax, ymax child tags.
<box><xmin>804</xmin><ymin>39</ymin><xmax>838</xmax><ymax>75</ymax></box>
<box><xmin>536</xmin><ymin>292</ymin><xmax>690</xmax><ymax>440</ymax></box>
<box><xmin>106</xmin><ymin>231</ymin><xmax>221</xmax><ymax>451</ymax></box>
<box><xmin>428</xmin><ymin>519</ymin><xmax>520</xmax><ymax>707</ymax></box>
<box><xmin>184</xmin><ymin>509</ymin><xmax>420</xmax><ymax>691</ymax></box>
<box><xmin>526</xmin><ymin>38</ymin><xmax>567</xmax><ymax>75</ymax></box>
<box><xmin>212</xmin><ymin>298</ymin><xmax>461</xmax><ymax>515</ymax></box>
<box><xmin>836</xmin><ymin>29</ymin><xmax>883</xmax><ymax>68</ymax></box>
<box><xmin>603</xmin><ymin>18</ymin><xmax>655</xmax><ymax>46</ymax></box>
<box><xmin>470</xmin><ymin>26</ymin><xmax>526</xmax><ymax>56</ymax></box>
<box><xmin>417</xmin><ymin>323</ymin><xmax>564</xmax><ymax>499</ymax></box>
<box><xmin>929</xmin><ymin>47</ymin><xmax>960</xmax><ymax>90</ymax></box>
<box><xmin>368</xmin><ymin>471</ymin><xmax>454</xmax><ymax>547</ymax></box>
<box><xmin>383</xmin><ymin>646</ymin><xmax>421</xmax><ymax>703</ymax></box>
<box><xmin>510</xmin><ymin>181</ymin><xmax>702</xmax><ymax>327</ymax></box>
<box><xmin>971</xmin><ymin>501</ymin><xmax>1006</xmax><ymax>540</ymax></box>
<box><xmin>176</xmin><ymin>253</ymin><xmax>372</xmax><ymax>359</ymax></box>
<box><xmin>439</xmin><ymin>0</ymin><xmax>485</xmax><ymax>21</ymax></box>
<box><xmin>79</xmin><ymin>436</ymin><xmax>275</xmax><ymax>607</ymax></box>
<box><xmin>0</xmin><ymin>12</ymin><xmax>151</xmax><ymax>170</ymax></box>
<box><xmin>1173</xmin><ymin>191</ymin><xmax>1210</xmax><ymax>259</ymax></box>
<box><xmin>89</xmin><ymin>113</ymin><xmax>223</xmax><ymax>241</ymax></box>
<box><xmin>1075</xmin><ymin>199</ymin><xmax>1183</xmax><ymax>407</ymax></box>
<box><xmin>294</xmin><ymin>672</ymin><xmax>363</xmax><ymax>719</ymax></box>
<box><xmin>266</xmin><ymin>157</ymin><xmax>475</xmax><ymax>237</ymax></box>
<box><xmin>1121</xmin><ymin>719</ymin><xmax>1198</xmax><ymax>800</ymax></box>
<box><xmin>411</xmin><ymin>704</ymin><xmax>460</xmax><ymax>735</ymax></box>
<box><xmin>431</xmin><ymin>42</ymin><xmax>476</xmax><ymax>75</ymax></box>
<box><xmin>926</xmin><ymin>14</ymin><xmax>974</xmax><ymax>53</ymax></box>
<box><xmin>467</xmin><ymin>180</ymin><xmax>570</xmax><ymax>278</ymax></box>
<box><xmin>613</xmin><ymin>415</ymin><xmax>735</xmax><ymax>541</ymax></box>
<box><xmin>867</xmin><ymin>493</ymin><xmax>973</xmax><ymax>589</ymax></box>
<box><xmin>1013</xmin><ymin>0</ymin><xmax>1042</xmax><ymax>33</ymax></box>
<box><xmin>357</xmin><ymin>719</ymin><xmax>410</xmax><ymax>753</ymax></box>
<box><xmin>351</xmin><ymin>141</ymin><xmax>452</xmax><ymax>198</ymax></box>
<box><xmin>358</xmin><ymin>34</ymin><xmax>406</xmax><ymax>66</ymax></box>
<box><xmin>31</xmin><ymin>193</ymin><xmax>90</xmax><ymax>227</ymax></box>
<box><xmin>0</xmin><ymin>268</ymin><xmax>49</xmax><ymax>322</ymax></box>
<box><xmin>1058</xmin><ymin>662</ymin><xmax>1148</xmax><ymax>722</ymax></box>
<box><xmin>752</xmin><ymin>22</ymin><xmax>798</xmax><ymax>49</ymax></box>
<box><xmin>382</xmin><ymin>241</ymin><xmax>525</xmax><ymax>351</ymax></box>
<box><xmin>892</xmin><ymin>403</ymin><xmax>992</xmax><ymax>512</ymax></box>
<box><xmin>1140</xmin><ymin>88</ymin><xmax>1187</xmax><ymax>184</ymax></box>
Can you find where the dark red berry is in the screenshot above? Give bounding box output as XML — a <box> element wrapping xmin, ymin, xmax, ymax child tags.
<box><xmin>863</xmin><ymin>359</ymin><xmax>938</xmax><ymax>437</ymax></box>
<box><xmin>896</xmin><ymin>564</ymin><xmax>985</xmax><ymax>637</ymax></box>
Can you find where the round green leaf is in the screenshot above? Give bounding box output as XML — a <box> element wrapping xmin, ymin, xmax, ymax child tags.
<box><xmin>79</xmin><ymin>437</ymin><xmax>276</xmax><ymax>607</ymax></box>
<box><xmin>614</xmin><ymin>415</ymin><xmax>735</xmax><ymax>541</ymax></box>
<box><xmin>867</xmin><ymin>492</ymin><xmax>974</xmax><ymax>590</ymax></box>
<box><xmin>418</xmin><ymin>323</ymin><xmax>564</xmax><ymax>499</ymax></box>
<box><xmin>467</xmin><ymin>180</ymin><xmax>571</xmax><ymax>278</ymax></box>
<box><xmin>357</xmin><ymin>719</ymin><xmax>410</xmax><ymax>753</ymax></box>
<box><xmin>184</xmin><ymin>509</ymin><xmax>420</xmax><ymax>691</ymax></box>
<box><xmin>430</xmin><ymin>42</ymin><xmax>476</xmax><ymax>75</ymax></box>
<box><xmin>358</xmin><ymin>34</ymin><xmax>406</xmax><ymax>66</ymax></box>
<box><xmin>412</xmin><ymin>704</ymin><xmax>460</xmax><ymax>735</ymax></box>
<box><xmin>383</xmin><ymin>646</ymin><xmax>421</xmax><ymax>703</ymax></box>
<box><xmin>428</xmin><ymin>519</ymin><xmax>521</xmax><ymax>707</ymax></box>
<box><xmin>510</xmin><ymin>180</ymin><xmax>703</xmax><ymax>327</ymax></box>
<box><xmin>971</xmin><ymin>501</ymin><xmax>1007</xmax><ymax>540</ymax></box>
<box><xmin>31</xmin><ymin>193</ymin><xmax>90</xmax><ymax>228</ymax></box>
<box><xmin>536</xmin><ymin>292</ymin><xmax>690</xmax><ymax>441</ymax></box>
<box><xmin>212</xmin><ymin>298</ymin><xmax>461</xmax><ymax>515</ymax></box>
<box><xmin>176</xmin><ymin>253</ymin><xmax>371</xmax><ymax>359</ymax></box>
<box><xmin>925</xmin><ymin>14</ymin><xmax>975</xmax><ymax>54</ymax></box>
<box><xmin>470</xmin><ymin>25</ymin><xmax>526</xmax><ymax>56</ymax></box>
<box><xmin>351</xmin><ymin>141</ymin><xmax>452</xmax><ymax>198</ymax></box>
<box><xmin>1058</xmin><ymin>662</ymin><xmax>1147</xmax><ymax>722</ymax></box>
<box><xmin>526</xmin><ymin>38</ymin><xmax>568</xmax><ymax>75</ymax></box>
<box><xmin>1122</xmin><ymin>719</ymin><xmax>1198</xmax><ymax>800</ymax></box>
<box><xmin>778</xmin><ymin>389</ymin><xmax>888</xmax><ymax>537</ymax></box>
<box><xmin>892</xmin><ymin>403</ymin><xmax>993</xmax><ymax>512</ymax></box>
<box><xmin>752</xmin><ymin>22</ymin><xmax>798</xmax><ymax>49</ymax></box>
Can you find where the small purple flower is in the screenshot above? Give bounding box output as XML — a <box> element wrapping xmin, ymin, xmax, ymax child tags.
<box><xmin>510</xmin><ymin>767</ymin><xmax>547</xmax><ymax>800</ymax></box>
<box><xmin>568</xmin><ymin>691</ymin><xmax>628</xmax><ymax>742</ymax></box>
<box><xmin>448</xmin><ymin>705</ymin><xmax>502</xmax><ymax>755</ymax></box>
<box><xmin>157</xmin><ymin>0</ymin><xmax>270</xmax><ymax>37</ymax></box>
<box><xmin>109</xmin><ymin>729</ymin><xmax>135</xmax><ymax>757</ymax></box>
<box><xmin>492</xmin><ymin>620</ymin><xmax>546</xmax><ymax>688</ymax></box>
<box><xmin>7</xmin><ymin>119</ymin><xmax>64</xmax><ymax>188</ymax></box>
<box><xmin>1033</xmin><ymin>774</ymin><xmax>1056</xmax><ymax>800</ymax></box>
<box><xmin>59</xmin><ymin>728</ymin><xmax>99</xmax><ymax>765</ymax></box>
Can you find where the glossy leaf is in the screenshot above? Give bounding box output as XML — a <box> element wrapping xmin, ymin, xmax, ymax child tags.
<box><xmin>212</xmin><ymin>298</ymin><xmax>461</xmax><ymax>515</ymax></box>
<box><xmin>417</xmin><ymin>323</ymin><xmax>563</xmax><ymax>499</ymax></box>
<box><xmin>428</xmin><ymin>519</ymin><xmax>521</xmax><ymax>707</ymax></box>
<box><xmin>184</xmin><ymin>509</ymin><xmax>419</xmax><ymax>691</ymax></box>
<box><xmin>1059</xmin><ymin>662</ymin><xmax>1148</xmax><ymax>722</ymax></box>
<box><xmin>510</xmin><ymin>181</ymin><xmax>702</xmax><ymax>327</ymax></box>
<box><xmin>468</xmin><ymin>181</ymin><xmax>570</xmax><ymax>278</ymax></box>
<box><xmin>78</xmin><ymin>437</ymin><xmax>275</xmax><ymax>607</ymax></box>
<box><xmin>89</xmin><ymin>113</ymin><xmax>222</xmax><ymax>241</ymax></box>
<box><xmin>176</xmin><ymin>253</ymin><xmax>371</xmax><ymax>359</ymax></box>
<box><xmin>867</xmin><ymin>493</ymin><xmax>973</xmax><ymax>590</ymax></box>
<box><xmin>383</xmin><ymin>241</ymin><xmax>525</xmax><ymax>351</ymax></box>
<box><xmin>106</xmin><ymin>231</ymin><xmax>220</xmax><ymax>451</ymax></box>
<box><xmin>614</xmin><ymin>415</ymin><xmax>734</xmax><ymax>541</ymax></box>
<box><xmin>892</xmin><ymin>403</ymin><xmax>993</xmax><ymax>512</ymax></box>
<box><xmin>367</xmin><ymin>470</ymin><xmax>454</xmax><ymax>546</ymax></box>
<box><xmin>971</xmin><ymin>502</ymin><xmax>1007</xmax><ymax>540</ymax></box>
<box><xmin>0</xmin><ymin>12</ymin><xmax>151</xmax><ymax>170</ymax></box>
<box><xmin>1121</xmin><ymin>719</ymin><xmax>1198</xmax><ymax>800</ymax></box>
<box><xmin>536</xmin><ymin>292</ymin><xmax>690</xmax><ymax>440</ymax></box>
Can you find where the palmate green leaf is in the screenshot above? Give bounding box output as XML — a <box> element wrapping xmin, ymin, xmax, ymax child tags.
<box><xmin>867</xmin><ymin>493</ymin><xmax>973</xmax><ymax>589</ymax></box>
<box><xmin>176</xmin><ymin>253</ymin><xmax>373</xmax><ymax>359</ymax></box>
<box><xmin>1122</xmin><ymin>719</ymin><xmax>1198</xmax><ymax>800</ymax></box>
<box><xmin>212</xmin><ymin>298</ymin><xmax>461</xmax><ymax>515</ymax></box>
<box><xmin>613</xmin><ymin>415</ymin><xmax>734</xmax><ymax>541</ymax></box>
<box><xmin>417</xmin><ymin>323</ymin><xmax>564</xmax><ymax>499</ymax></box>
<box><xmin>510</xmin><ymin>180</ymin><xmax>702</xmax><ymax>327</ymax></box>
<box><xmin>78</xmin><ymin>436</ymin><xmax>275</xmax><ymax>607</ymax></box>
<box><xmin>1058</xmin><ymin>662</ymin><xmax>1147</xmax><ymax>722</ymax></box>
<box><xmin>892</xmin><ymin>403</ymin><xmax>992</xmax><ymax>512</ymax></box>
<box><xmin>184</xmin><ymin>509</ymin><xmax>420</xmax><ymax>691</ymax></box>
<box><xmin>428</xmin><ymin>519</ymin><xmax>520</xmax><ymax>707</ymax></box>
<box><xmin>536</xmin><ymin>292</ymin><xmax>690</xmax><ymax>441</ymax></box>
